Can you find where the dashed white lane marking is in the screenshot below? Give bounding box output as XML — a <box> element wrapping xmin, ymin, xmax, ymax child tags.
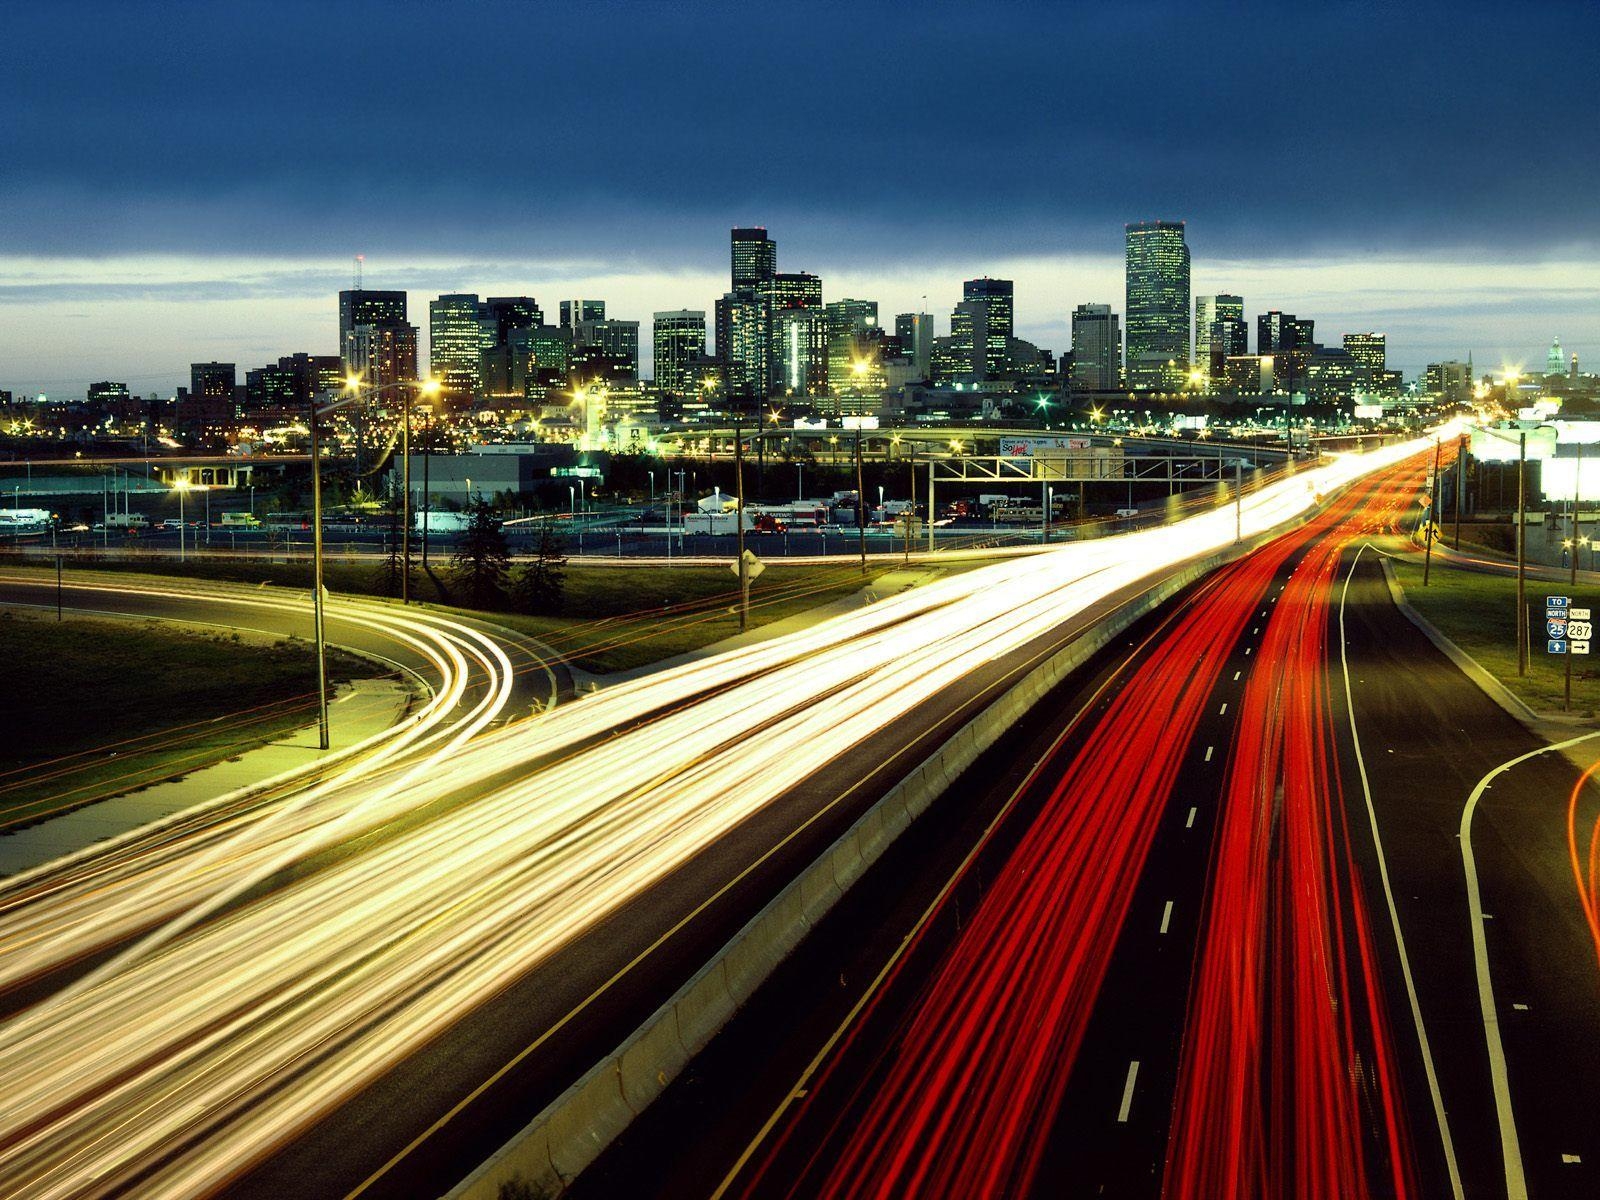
<box><xmin>1218</xmin><ymin>702</ymin><xmax>1228</xmax><ymax>716</ymax></box>
<box><xmin>1205</xmin><ymin>745</ymin><xmax>1214</xmax><ymax>762</ymax></box>
<box><xmin>1159</xmin><ymin>901</ymin><xmax>1173</xmax><ymax>934</ymax></box>
<box><xmin>1117</xmin><ymin>1061</ymin><xmax>1140</xmax><ymax>1123</ymax></box>
<box><xmin>1245</xmin><ymin>647</ymin><xmax>1252</xmax><ymax>656</ymax></box>
<box><xmin>1562</xmin><ymin>1154</ymin><xmax>1582</xmax><ymax>1165</ymax></box>
<box><xmin>1186</xmin><ymin>807</ymin><xmax>1197</xmax><ymax>828</ymax></box>
<box><xmin>1233</xmin><ymin>670</ymin><xmax>1241</xmax><ymax>681</ymax></box>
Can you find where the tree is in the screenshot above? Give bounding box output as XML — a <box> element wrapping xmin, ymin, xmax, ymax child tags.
<box><xmin>450</xmin><ymin>499</ymin><xmax>511</xmax><ymax>609</ymax></box>
<box><xmin>372</xmin><ymin>491</ymin><xmax>413</xmax><ymax>598</ymax></box>
<box><xmin>513</xmin><ymin>521</ymin><xmax>567</xmax><ymax>614</ymax></box>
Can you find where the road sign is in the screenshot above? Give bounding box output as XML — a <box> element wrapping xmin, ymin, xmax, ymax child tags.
<box><xmin>1569</xmin><ymin>621</ymin><xmax>1594</xmax><ymax>640</ymax></box>
<box><xmin>1574</xmin><ymin>641</ymin><xmax>1592</xmax><ymax>656</ymax></box>
<box><xmin>1549</xmin><ymin>639</ymin><xmax>1569</xmax><ymax>655</ymax></box>
<box><xmin>1548</xmin><ymin>620</ymin><xmax>1569</xmax><ymax>639</ymax></box>
<box><xmin>1573</xmin><ymin>608</ymin><xmax>1593</xmax><ymax>621</ymax></box>
<box><xmin>1548</xmin><ymin>595</ymin><xmax>1571</xmax><ymax>609</ymax></box>
<box><xmin>730</xmin><ymin>549</ymin><xmax>765</xmax><ymax>581</ymax></box>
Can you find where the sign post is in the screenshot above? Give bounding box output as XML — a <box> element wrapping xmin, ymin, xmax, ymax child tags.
<box><xmin>1547</xmin><ymin>595</ymin><xmax>1591</xmax><ymax>710</ymax></box>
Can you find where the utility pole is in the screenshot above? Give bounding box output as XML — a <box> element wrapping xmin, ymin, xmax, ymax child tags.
<box><xmin>1454</xmin><ymin>433</ymin><xmax>1465</xmax><ymax>551</ymax></box>
<box><xmin>310</xmin><ymin>400</ymin><xmax>330</xmax><ymax>749</ymax></box>
<box><xmin>401</xmin><ymin>388</ymin><xmax>411</xmax><ymax>603</ymax></box>
<box><xmin>1517</xmin><ymin>431</ymin><xmax>1527</xmax><ymax>676</ymax></box>
<box><xmin>905</xmin><ymin>447</ymin><xmax>914</xmax><ymax>567</ymax></box>
<box><xmin>735</xmin><ymin>414</ymin><xmax>749</xmax><ymax>631</ymax></box>
<box><xmin>855</xmin><ymin>423</ymin><xmax>867</xmax><ymax>575</ymax></box>
<box><xmin>1567</xmin><ymin>440</ymin><xmax>1582</xmax><ymax>710</ymax></box>
<box><xmin>1235</xmin><ymin>458</ymin><xmax>1243</xmax><ymax>544</ymax></box>
<box><xmin>1424</xmin><ymin>437</ymin><xmax>1440</xmax><ymax>586</ymax></box>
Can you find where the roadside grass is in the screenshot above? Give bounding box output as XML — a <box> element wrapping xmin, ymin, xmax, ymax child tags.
<box><xmin>8</xmin><ymin>555</ymin><xmax>919</xmax><ymax>674</ymax></box>
<box><xmin>1387</xmin><ymin>552</ymin><xmax>1600</xmax><ymax>716</ymax></box>
<box><xmin>471</xmin><ymin>561</ymin><xmax>906</xmax><ymax>673</ymax></box>
<box><xmin>0</xmin><ymin>611</ymin><xmax>383</xmax><ymax>829</ymax></box>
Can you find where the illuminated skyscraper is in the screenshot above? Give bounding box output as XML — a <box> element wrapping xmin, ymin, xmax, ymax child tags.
<box><xmin>652</xmin><ymin>310</ymin><xmax>707</xmax><ymax>396</ymax></box>
<box><xmin>1124</xmin><ymin>221</ymin><xmax>1190</xmax><ymax>388</ymax></box>
<box><xmin>573</xmin><ymin>318</ymin><xmax>640</xmax><ymax>381</ymax></box>
<box><xmin>731</xmin><ymin>227</ymin><xmax>777</xmax><ymax>293</ymax></box>
<box><xmin>428</xmin><ymin>294</ymin><xmax>486</xmax><ymax>393</ymax></box>
<box><xmin>962</xmin><ymin>278</ymin><xmax>1013</xmax><ymax>378</ymax></box>
<box><xmin>824</xmin><ymin>298</ymin><xmax>880</xmax><ymax>395</ymax></box>
<box><xmin>338</xmin><ymin>290</ymin><xmax>407</xmax><ymax>372</ymax></box>
<box><xmin>1194</xmin><ymin>294</ymin><xmax>1243</xmax><ymax>376</ymax></box>
<box><xmin>716</xmin><ymin>292</ymin><xmax>767</xmax><ymax>401</ymax></box>
<box><xmin>559</xmin><ymin>299</ymin><xmax>606</xmax><ymax>329</ymax></box>
<box><xmin>1070</xmin><ymin>304</ymin><xmax>1121</xmax><ymax>392</ymax></box>
<box><xmin>1343</xmin><ymin>331</ymin><xmax>1387</xmax><ymax>376</ymax></box>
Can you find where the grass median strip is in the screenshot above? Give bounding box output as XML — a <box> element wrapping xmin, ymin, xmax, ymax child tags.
<box><xmin>0</xmin><ymin>610</ymin><xmax>384</xmax><ymax>829</ymax></box>
<box><xmin>1388</xmin><ymin>552</ymin><xmax>1600</xmax><ymax>716</ymax></box>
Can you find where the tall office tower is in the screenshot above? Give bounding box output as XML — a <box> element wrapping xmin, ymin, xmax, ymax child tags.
<box><xmin>1124</xmin><ymin>221</ymin><xmax>1191</xmax><ymax>388</ymax></box>
<box><xmin>338</xmin><ymin>290</ymin><xmax>407</xmax><ymax>371</ymax></box>
<box><xmin>481</xmin><ymin>297</ymin><xmax>544</xmax><ymax>346</ymax></box>
<box><xmin>765</xmin><ymin>272</ymin><xmax>822</xmax><ymax>391</ymax></box>
<box><xmin>559</xmin><ymin>300</ymin><xmax>606</xmax><ymax>329</ymax></box>
<box><xmin>731</xmin><ymin>227</ymin><xmax>777</xmax><ymax>293</ymax></box>
<box><xmin>346</xmin><ymin>323</ymin><xmax>419</xmax><ymax>394</ymax></box>
<box><xmin>510</xmin><ymin>324</ymin><xmax>574</xmax><ymax>401</ymax></box>
<box><xmin>1069</xmin><ymin>304</ymin><xmax>1122</xmax><ymax>392</ymax></box>
<box><xmin>1256</xmin><ymin>310</ymin><xmax>1299</xmax><ymax>354</ymax></box>
<box><xmin>1343</xmin><ymin>332</ymin><xmax>1387</xmax><ymax>376</ymax></box>
<box><xmin>652</xmin><ymin>310</ymin><xmax>708</xmax><ymax>396</ymax></box>
<box><xmin>772</xmin><ymin>307</ymin><xmax>829</xmax><ymax>397</ymax></box>
<box><xmin>1194</xmin><ymin>294</ymin><xmax>1243</xmax><ymax>375</ymax></box>
<box><xmin>1215</xmin><ymin>318</ymin><xmax>1249</xmax><ymax>365</ymax></box>
<box><xmin>716</xmin><ymin>292</ymin><xmax>768</xmax><ymax>401</ymax></box>
<box><xmin>428</xmin><ymin>294</ymin><xmax>486</xmax><ymax>392</ymax></box>
<box><xmin>765</xmin><ymin>271</ymin><xmax>822</xmax><ymax>312</ymax></box>
<box><xmin>190</xmin><ymin>361</ymin><xmax>237</xmax><ymax>403</ymax></box>
<box><xmin>961</xmin><ymin>278</ymin><xmax>1014</xmax><ymax>378</ymax></box>
<box><xmin>572</xmin><ymin>318</ymin><xmax>641</xmax><ymax>381</ymax></box>
<box><xmin>824</xmin><ymin>298</ymin><xmax>881</xmax><ymax>394</ymax></box>
<box><xmin>894</xmin><ymin>312</ymin><xmax>935</xmax><ymax>380</ymax></box>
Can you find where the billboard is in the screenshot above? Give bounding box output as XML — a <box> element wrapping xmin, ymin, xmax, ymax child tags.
<box><xmin>999</xmin><ymin>437</ymin><xmax>1092</xmax><ymax>456</ymax></box>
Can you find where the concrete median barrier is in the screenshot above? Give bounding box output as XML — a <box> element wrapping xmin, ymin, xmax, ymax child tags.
<box><xmin>447</xmin><ymin>531</ymin><xmax>1293</xmax><ymax>1200</ymax></box>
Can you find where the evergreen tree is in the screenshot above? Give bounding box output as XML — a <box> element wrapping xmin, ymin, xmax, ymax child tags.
<box><xmin>513</xmin><ymin>521</ymin><xmax>568</xmax><ymax>614</ymax></box>
<box><xmin>373</xmin><ymin>491</ymin><xmax>413</xmax><ymax>598</ymax></box>
<box><xmin>450</xmin><ymin>499</ymin><xmax>511</xmax><ymax>609</ymax></box>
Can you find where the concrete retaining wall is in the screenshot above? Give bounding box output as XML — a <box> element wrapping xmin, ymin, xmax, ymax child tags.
<box><xmin>445</xmin><ymin>535</ymin><xmax>1277</xmax><ymax>1200</ymax></box>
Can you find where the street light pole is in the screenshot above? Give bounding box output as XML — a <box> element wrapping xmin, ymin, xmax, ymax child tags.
<box><xmin>1517</xmin><ymin>430</ymin><xmax>1527</xmax><ymax>676</ymax></box>
<box><xmin>309</xmin><ymin>400</ymin><xmax>330</xmax><ymax>750</ymax></box>
<box><xmin>735</xmin><ymin>411</ymin><xmax>749</xmax><ymax>631</ymax></box>
<box><xmin>401</xmin><ymin>387</ymin><xmax>411</xmax><ymax>603</ymax></box>
<box><xmin>855</xmin><ymin>423</ymin><xmax>866</xmax><ymax>575</ymax></box>
<box><xmin>178</xmin><ymin>485</ymin><xmax>186</xmax><ymax>564</ymax></box>
<box><xmin>1424</xmin><ymin>437</ymin><xmax>1441</xmax><ymax>586</ymax></box>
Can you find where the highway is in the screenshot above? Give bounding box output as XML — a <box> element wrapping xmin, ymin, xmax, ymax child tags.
<box><xmin>577</xmin><ymin>444</ymin><xmax>1600</xmax><ymax>1200</ymax></box>
<box><xmin>0</xmin><ymin>436</ymin><xmax>1436</xmax><ymax>1199</ymax></box>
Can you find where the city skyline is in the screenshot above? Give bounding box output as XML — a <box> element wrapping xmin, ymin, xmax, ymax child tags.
<box><xmin>1</xmin><ymin>241</ymin><xmax>1592</xmax><ymax>396</ymax></box>
<box><xmin>2</xmin><ymin>0</ymin><xmax>1596</xmax><ymax>394</ymax></box>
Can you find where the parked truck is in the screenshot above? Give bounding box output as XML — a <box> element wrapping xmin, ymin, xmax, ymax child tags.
<box><xmin>683</xmin><ymin>511</ymin><xmax>756</xmax><ymax>535</ymax></box>
<box><xmin>219</xmin><ymin>511</ymin><xmax>261</xmax><ymax>528</ymax></box>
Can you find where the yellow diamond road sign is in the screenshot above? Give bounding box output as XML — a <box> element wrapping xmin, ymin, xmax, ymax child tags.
<box><xmin>730</xmin><ymin>549</ymin><xmax>765</xmax><ymax>581</ymax></box>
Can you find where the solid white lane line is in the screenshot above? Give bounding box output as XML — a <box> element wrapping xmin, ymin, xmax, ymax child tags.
<box><xmin>1117</xmin><ymin>1061</ymin><xmax>1140</xmax><ymax>1122</ymax></box>
<box><xmin>1459</xmin><ymin>728</ymin><xmax>1600</xmax><ymax>1200</ymax></box>
<box><xmin>1186</xmin><ymin>807</ymin><xmax>1197</xmax><ymax>828</ymax></box>
<box><xmin>1341</xmin><ymin>546</ymin><xmax>1469</xmax><ymax>1198</ymax></box>
<box><xmin>1159</xmin><ymin>901</ymin><xmax>1173</xmax><ymax>934</ymax></box>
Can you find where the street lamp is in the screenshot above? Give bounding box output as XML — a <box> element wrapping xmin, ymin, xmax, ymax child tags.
<box><xmin>172</xmin><ymin>478</ymin><xmax>190</xmax><ymax>563</ymax></box>
<box><xmin>342</xmin><ymin>372</ymin><xmax>439</xmax><ymax>605</ymax></box>
<box><xmin>305</xmin><ymin>373</ymin><xmax>434</xmax><ymax>749</ymax></box>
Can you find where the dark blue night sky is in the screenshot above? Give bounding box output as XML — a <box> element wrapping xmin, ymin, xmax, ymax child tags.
<box><xmin>1</xmin><ymin>0</ymin><xmax>1596</xmax><ymax>390</ymax></box>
